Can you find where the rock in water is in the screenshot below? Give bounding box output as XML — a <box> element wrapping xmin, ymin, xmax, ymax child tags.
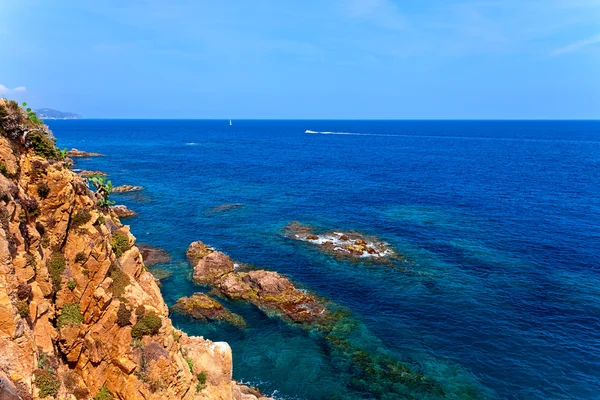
<box><xmin>208</xmin><ymin>203</ymin><xmax>244</xmax><ymax>213</ymax></box>
<box><xmin>79</xmin><ymin>169</ymin><xmax>107</xmax><ymax>177</ymax></box>
<box><xmin>113</xmin><ymin>185</ymin><xmax>144</xmax><ymax>193</ymax></box>
<box><xmin>66</xmin><ymin>148</ymin><xmax>104</xmax><ymax>157</ymax></box>
<box><xmin>186</xmin><ymin>241</ymin><xmax>330</xmax><ymax>325</ymax></box>
<box><xmin>111</xmin><ymin>204</ymin><xmax>136</xmax><ymax>218</ymax></box>
<box><xmin>138</xmin><ymin>244</ymin><xmax>172</xmax><ymax>267</ymax></box>
<box><xmin>283</xmin><ymin>221</ymin><xmax>400</xmax><ymax>262</ymax></box>
<box><xmin>186</xmin><ymin>240</ymin><xmax>215</xmax><ymax>265</ymax></box>
<box><xmin>171</xmin><ymin>293</ymin><xmax>246</xmax><ymax>328</ymax></box>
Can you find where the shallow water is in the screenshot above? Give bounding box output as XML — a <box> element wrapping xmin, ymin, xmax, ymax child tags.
<box><xmin>51</xmin><ymin>119</ymin><xmax>600</xmax><ymax>399</ymax></box>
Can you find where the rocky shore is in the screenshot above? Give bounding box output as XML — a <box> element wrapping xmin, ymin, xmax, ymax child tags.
<box><xmin>0</xmin><ymin>99</ymin><xmax>272</xmax><ymax>400</ymax></box>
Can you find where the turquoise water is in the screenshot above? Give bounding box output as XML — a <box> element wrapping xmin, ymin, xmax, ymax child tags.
<box><xmin>50</xmin><ymin>120</ymin><xmax>600</xmax><ymax>399</ymax></box>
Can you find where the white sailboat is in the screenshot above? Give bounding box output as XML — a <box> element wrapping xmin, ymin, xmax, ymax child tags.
<box><xmin>229</xmin><ymin>119</ymin><xmax>232</xmax><ymax>126</ymax></box>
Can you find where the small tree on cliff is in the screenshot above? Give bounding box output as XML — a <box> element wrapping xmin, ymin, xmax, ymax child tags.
<box><xmin>89</xmin><ymin>175</ymin><xmax>114</xmax><ymax>209</ymax></box>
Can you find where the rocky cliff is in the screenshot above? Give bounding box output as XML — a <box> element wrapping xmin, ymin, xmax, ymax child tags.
<box><xmin>0</xmin><ymin>99</ymin><xmax>269</xmax><ymax>399</ymax></box>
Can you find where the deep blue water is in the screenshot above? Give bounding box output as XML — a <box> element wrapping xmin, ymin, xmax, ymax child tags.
<box><xmin>49</xmin><ymin>120</ymin><xmax>600</xmax><ymax>400</ymax></box>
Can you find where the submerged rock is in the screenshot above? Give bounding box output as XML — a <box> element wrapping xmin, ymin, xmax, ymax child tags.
<box><xmin>113</xmin><ymin>185</ymin><xmax>144</xmax><ymax>193</ymax></box>
<box><xmin>66</xmin><ymin>148</ymin><xmax>104</xmax><ymax>157</ymax></box>
<box><xmin>172</xmin><ymin>293</ymin><xmax>246</xmax><ymax>328</ymax></box>
<box><xmin>187</xmin><ymin>242</ymin><xmax>329</xmax><ymax>325</ymax></box>
<box><xmin>284</xmin><ymin>221</ymin><xmax>399</xmax><ymax>262</ymax></box>
<box><xmin>138</xmin><ymin>244</ymin><xmax>172</xmax><ymax>267</ymax></box>
<box><xmin>208</xmin><ymin>203</ymin><xmax>244</xmax><ymax>213</ymax></box>
<box><xmin>111</xmin><ymin>205</ymin><xmax>136</xmax><ymax>218</ymax></box>
<box><xmin>148</xmin><ymin>268</ymin><xmax>172</xmax><ymax>281</ymax></box>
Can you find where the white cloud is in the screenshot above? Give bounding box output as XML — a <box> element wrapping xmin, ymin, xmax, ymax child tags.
<box><xmin>0</xmin><ymin>84</ymin><xmax>26</xmax><ymax>95</ymax></box>
<box><xmin>550</xmin><ymin>34</ymin><xmax>600</xmax><ymax>56</ymax></box>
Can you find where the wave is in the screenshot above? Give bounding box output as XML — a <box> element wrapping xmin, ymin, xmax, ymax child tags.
<box><xmin>184</xmin><ymin>142</ymin><xmax>200</xmax><ymax>146</ymax></box>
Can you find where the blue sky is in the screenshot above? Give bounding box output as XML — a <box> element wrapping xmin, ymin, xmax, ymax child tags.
<box><xmin>1</xmin><ymin>0</ymin><xmax>599</xmax><ymax>119</ymax></box>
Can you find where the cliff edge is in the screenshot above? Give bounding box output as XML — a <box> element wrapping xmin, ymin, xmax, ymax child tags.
<box><xmin>0</xmin><ymin>99</ymin><xmax>269</xmax><ymax>400</ymax></box>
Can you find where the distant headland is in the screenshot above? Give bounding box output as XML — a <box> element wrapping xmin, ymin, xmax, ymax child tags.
<box><xmin>34</xmin><ymin>108</ymin><xmax>81</xmax><ymax>120</ymax></box>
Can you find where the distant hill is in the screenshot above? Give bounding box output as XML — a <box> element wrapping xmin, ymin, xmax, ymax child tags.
<box><xmin>35</xmin><ymin>108</ymin><xmax>82</xmax><ymax>120</ymax></box>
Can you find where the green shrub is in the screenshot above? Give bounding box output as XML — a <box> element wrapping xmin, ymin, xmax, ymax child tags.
<box><xmin>72</xmin><ymin>209</ymin><xmax>91</xmax><ymax>228</ymax></box>
<box><xmin>34</xmin><ymin>369</ymin><xmax>60</xmax><ymax>398</ymax></box>
<box><xmin>57</xmin><ymin>303</ymin><xmax>84</xmax><ymax>328</ymax></box>
<box><xmin>186</xmin><ymin>358</ymin><xmax>193</xmax><ymax>373</ymax></box>
<box><xmin>110</xmin><ymin>265</ymin><xmax>131</xmax><ymax>297</ymax></box>
<box><xmin>0</xmin><ymin>161</ymin><xmax>8</xmax><ymax>176</ymax></box>
<box><xmin>67</xmin><ymin>280</ymin><xmax>77</xmax><ymax>290</ymax></box>
<box><xmin>196</xmin><ymin>371</ymin><xmax>207</xmax><ymax>392</ymax></box>
<box><xmin>16</xmin><ymin>300</ymin><xmax>29</xmax><ymax>318</ymax></box>
<box><xmin>131</xmin><ymin>311</ymin><xmax>162</xmax><ymax>340</ymax></box>
<box><xmin>116</xmin><ymin>303</ymin><xmax>132</xmax><ymax>327</ymax></box>
<box><xmin>93</xmin><ymin>386</ymin><xmax>113</xmax><ymax>400</ymax></box>
<box><xmin>37</xmin><ymin>182</ymin><xmax>50</xmax><ymax>199</ymax></box>
<box><xmin>21</xmin><ymin>102</ymin><xmax>43</xmax><ymax>125</ymax></box>
<box><xmin>75</xmin><ymin>251</ymin><xmax>86</xmax><ymax>264</ymax></box>
<box><xmin>111</xmin><ymin>232</ymin><xmax>130</xmax><ymax>258</ymax></box>
<box><xmin>27</xmin><ymin>131</ymin><xmax>59</xmax><ymax>159</ymax></box>
<box><xmin>90</xmin><ymin>175</ymin><xmax>114</xmax><ymax>208</ymax></box>
<box><xmin>48</xmin><ymin>252</ymin><xmax>66</xmax><ymax>291</ymax></box>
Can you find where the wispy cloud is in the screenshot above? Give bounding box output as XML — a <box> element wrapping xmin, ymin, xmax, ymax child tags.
<box><xmin>344</xmin><ymin>0</ymin><xmax>406</xmax><ymax>30</ymax></box>
<box><xmin>550</xmin><ymin>33</ymin><xmax>600</xmax><ymax>56</ymax></box>
<box><xmin>0</xmin><ymin>84</ymin><xmax>26</xmax><ymax>95</ymax></box>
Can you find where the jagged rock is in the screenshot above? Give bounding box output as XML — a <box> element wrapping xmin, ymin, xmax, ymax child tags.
<box><xmin>66</xmin><ymin>148</ymin><xmax>104</xmax><ymax>157</ymax></box>
<box><xmin>110</xmin><ymin>205</ymin><xmax>136</xmax><ymax>218</ymax></box>
<box><xmin>172</xmin><ymin>293</ymin><xmax>246</xmax><ymax>328</ymax></box>
<box><xmin>113</xmin><ymin>185</ymin><xmax>143</xmax><ymax>193</ymax></box>
<box><xmin>186</xmin><ymin>240</ymin><xmax>214</xmax><ymax>265</ymax></box>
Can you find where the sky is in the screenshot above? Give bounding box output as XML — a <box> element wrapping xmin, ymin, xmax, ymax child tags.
<box><xmin>1</xmin><ymin>0</ymin><xmax>599</xmax><ymax>119</ymax></box>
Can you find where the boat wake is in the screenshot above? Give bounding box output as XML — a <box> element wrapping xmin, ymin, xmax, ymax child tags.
<box><xmin>305</xmin><ymin>130</ymin><xmax>398</xmax><ymax>137</ymax></box>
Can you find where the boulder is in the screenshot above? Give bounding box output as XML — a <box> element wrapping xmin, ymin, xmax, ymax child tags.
<box><xmin>193</xmin><ymin>252</ymin><xmax>234</xmax><ymax>285</ymax></box>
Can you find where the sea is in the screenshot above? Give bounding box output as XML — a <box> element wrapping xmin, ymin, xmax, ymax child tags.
<box><xmin>48</xmin><ymin>119</ymin><xmax>600</xmax><ymax>400</ymax></box>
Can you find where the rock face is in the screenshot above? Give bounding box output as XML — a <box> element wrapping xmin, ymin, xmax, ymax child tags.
<box><xmin>111</xmin><ymin>204</ymin><xmax>136</xmax><ymax>218</ymax></box>
<box><xmin>113</xmin><ymin>185</ymin><xmax>144</xmax><ymax>193</ymax></box>
<box><xmin>187</xmin><ymin>241</ymin><xmax>329</xmax><ymax>325</ymax></box>
<box><xmin>172</xmin><ymin>293</ymin><xmax>246</xmax><ymax>328</ymax></box>
<box><xmin>284</xmin><ymin>221</ymin><xmax>399</xmax><ymax>262</ymax></box>
<box><xmin>66</xmin><ymin>148</ymin><xmax>104</xmax><ymax>157</ymax></box>
<box><xmin>0</xmin><ymin>99</ymin><xmax>272</xmax><ymax>400</ymax></box>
